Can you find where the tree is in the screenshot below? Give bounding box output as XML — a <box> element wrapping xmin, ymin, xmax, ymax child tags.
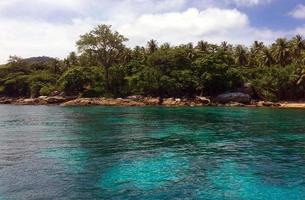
<box><xmin>147</xmin><ymin>39</ymin><xmax>158</xmax><ymax>54</ymax></box>
<box><xmin>290</xmin><ymin>35</ymin><xmax>305</xmax><ymax>62</ymax></box>
<box><xmin>272</xmin><ymin>38</ymin><xmax>291</xmax><ymax>67</ymax></box>
<box><xmin>220</xmin><ymin>41</ymin><xmax>233</xmax><ymax>52</ymax></box>
<box><xmin>234</xmin><ymin>45</ymin><xmax>248</xmax><ymax>66</ymax></box>
<box><xmin>76</xmin><ymin>24</ymin><xmax>128</xmax><ymax>90</ymax></box>
<box><xmin>66</xmin><ymin>52</ymin><xmax>79</xmax><ymax>67</ymax></box>
<box><xmin>8</xmin><ymin>55</ymin><xmax>22</xmax><ymax>64</ymax></box>
<box><xmin>196</xmin><ymin>41</ymin><xmax>209</xmax><ymax>53</ymax></box>
<box><xmin>259</xmin><ymin>48</ymin><xmax>274</xmax><ymax>67</ymax></box>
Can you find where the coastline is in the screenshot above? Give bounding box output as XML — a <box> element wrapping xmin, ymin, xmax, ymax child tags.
<box><xmin>1</xmin><ymin>96</ymin><xmax>305</xmax><ymax>108</ymax></box>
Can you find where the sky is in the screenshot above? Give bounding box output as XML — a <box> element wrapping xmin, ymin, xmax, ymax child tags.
<box><xmin>0</xmin><ymin>0</ymin><xmax>305</xmax><ymax>63</ymax></box>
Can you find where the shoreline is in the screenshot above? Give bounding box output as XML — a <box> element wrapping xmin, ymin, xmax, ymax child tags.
<box><xmin>1</xmin><ymin>96</ymin><xmax>305</xmax><ymax>108</ymax></box>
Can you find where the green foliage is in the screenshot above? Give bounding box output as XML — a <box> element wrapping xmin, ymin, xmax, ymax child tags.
<box><xmin>58</xmin><ymin>66</ymin><xmax>104</xmax><ymax>96</ymax></box>
<box><xmin>1</xmin><ymin>24</ymin><xmax>305</xmax><ymax>101</ymax></box>
<box><xmin>76</xmin><ymin>25</ymin><xmax>128</xmax><ymax>90</ymax></box>
<box><xmin>40</xmin><ymin>85</ymin><xmax>55</xmax><ymax>96</ymax></box>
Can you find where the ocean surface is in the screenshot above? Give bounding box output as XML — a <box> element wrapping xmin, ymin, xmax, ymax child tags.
<box><xmin>1</xmin><ymin>105</ymin><xmax>305</xmax><ymax>200</ymax></box>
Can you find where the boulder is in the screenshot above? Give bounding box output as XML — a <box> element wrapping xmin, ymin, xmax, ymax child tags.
<box><xmin>45</xmin><ymin>96</ymin><xmax>67</xmax><ymax>104</ymax></box>
<box><xmin>16</xmin><ymin>98</ymin><xmax>47</xmax><ymax>105</ymax></box>
<box><xmin>162</xmin><ymin>98</ymin><xmax>180</xmax><ymax>106</ymax></box>
<box><xmin>161</xmin><ymin>98</ymin><xmax>193</xmax><ymax>106</ymax></box>
<box><xmin>225</xmin><ymin>102</ymin><xmax>245</xmax><ymax>107</ymax></box>
<box><xmin>50</xmin><ymin>91</ymin><xmax>61</xmax><ymax>96</ymax></box>
<box><xmin>0</xmin><ymin>97</ymin><xmax>13</xmax><ymax>104</ymax></box>
<box><xmin>38</xmin><ymin>96</ymin><xmax>48</xmax><ymax>100</ymax></box>
<box><xmin>143</xmin><ymin>97</ymin><xmax>161</xmax><ymax>105</ymax></box>
<box><xmin>216</xmin><ymin>92</ymin><xmax>251</xmax><ymax>104</ymax></box>
<box><xmin>126</xmin><ymin>95</ymin><xmax>144</xmax><ymax>100</ymax></box>
<box><xmin>257</xmin><ymin>101</ymin><xmax>281</xmax><ymax>107</ymax></box>
<box><xmin>195</xmin><ymin>96</ymin><xmax>211</xmax><ymax>104</ymax></box>
<box><xmin>61</xmin><ymin>98</ymin><xmax>102</xmax><ymax>106</ymax></box>
<box><xmin>237</xmin><ymin>83</ymin><xmax>258</xmax><ymax>98</ymax></box>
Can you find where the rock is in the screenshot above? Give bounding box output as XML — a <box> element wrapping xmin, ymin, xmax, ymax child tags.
<box><xmin>126</xmin><ymin>95</ymin><xmax>144</xmax><ymax>100</ymax></box>
<box><xmin>143</xmin><ymin>97</ymin><xmax>161</xmax><ymax>105</ymax></box>
<box><xmin>237</xmin><ymin>83</ymin><xmax>258</xmax><ymax>98</ymax></box>
<box><xmin>15</xmin><ymin>98</ymin><xmax>47</xmax><ymax>105</ymax></box>
<box><xmin>216</xmin><ymin>92</ymin><xmax>251</xmax><ymax>104</ymax></box>
<box><xmin>45</xmin><ymin>96</ymin><xmax>67</xmax><ymax>104</ymax></box>
<box><xmin>61</xmin><ymin>98</ymin><xmax>102</xmax><ymax>106</ymax></box>
<box><xmin>225</xmin><ymin>102</ymin><xmax>245</xmax><ymax>107</ymax></box>
<box><xmin>61</xmin><ymin>98</ymin><xmax>146</xmax><ymax>106</ymax></box>
<box><xmin>38</xmin><ymin>96</ymin><xmax>48</xmax><ymax>100</ymax></box>
<box><xmin>0</xmin><ymin>97</ymin><xmax>13</xmax><ymax>104</ymax></box>
<box><xmin>162</xmin><ymin>98</ymin><xmax>179</xmax><ymax>106</ymax></box>
<box><xmin>175</xmin><ymin>98</ymin><xmax>181</xmax><ymax>102</ymax></box>
<box><xmin>257</xmin><ymin>101</ymin><xmax>281</xmax><ymax>107</ymax></box>
<box><xmin>51</xmin><ymin>91</ymin><xmax>60</xmax><ymax>96</ymax></box>
<box><xmin>195</xmin><ymin>96</ymin><xmax>211</xmax><ymax>104</ymax></box>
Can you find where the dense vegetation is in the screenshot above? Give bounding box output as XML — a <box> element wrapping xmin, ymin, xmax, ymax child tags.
<box><xmin>1</xmin><ymin>24</ymin><xmax>305</xmax><ymax>101</ymax></box>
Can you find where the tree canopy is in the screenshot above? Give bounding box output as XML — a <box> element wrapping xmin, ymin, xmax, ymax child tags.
<box><xmin>1</xmin><ymin>24</ymin><xmax>305</xmax><ymax>101</ymax></box>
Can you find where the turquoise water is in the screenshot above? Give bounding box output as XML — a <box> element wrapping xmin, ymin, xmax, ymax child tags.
<box><xmin>1</xmin><ymin>106</ymin><xmax>305</xmax><ymax>199</ymax></box>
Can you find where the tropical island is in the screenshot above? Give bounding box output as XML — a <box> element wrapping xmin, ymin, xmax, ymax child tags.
<box><xmin>1</xmin><ymin>24</ymin><xmax>305</xmax><ymax>107</ymax></box>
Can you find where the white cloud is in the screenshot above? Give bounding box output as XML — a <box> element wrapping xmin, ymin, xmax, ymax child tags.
<box><xmin>119</xmin><ymin>8</ymin><xmax>248</xmax><ymax>45</ymax></box>
<box><xmin>289</xmin><ymin>4</ymin><xmax>305</xmax><ymax>19</ymax></box>
<box><xmin>226</xmin><ymin>0</ymin><xmax>272</xmax><ymax>6</ymax></box>
<box><xmin>0</xmin><ymin>0</ymin><xmax>296</xmax><ymax>64</ymax></box>
<box><xmin>0</xmin><ymin>18</ymin><xmax>97</xmax><ymax>63</ymax></box>
<box><xmin>118</xmin><ymin>8</ymin><xmax>288</xmax><ymax>46</ymax></box>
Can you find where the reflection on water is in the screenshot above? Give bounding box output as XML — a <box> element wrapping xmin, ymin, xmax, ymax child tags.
<box><xmin>1</xmin><ymin>105</ymin><xmax>305</xmax><ymax>199</ymax></box>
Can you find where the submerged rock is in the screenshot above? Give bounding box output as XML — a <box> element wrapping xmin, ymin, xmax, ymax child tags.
<box><xmin>216</xmin><ymin>92</ymin><xmax>251</xmax><ymax>104</ymax></box>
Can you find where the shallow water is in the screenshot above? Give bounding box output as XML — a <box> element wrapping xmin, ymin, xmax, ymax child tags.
<box><xmin>1</xmin><ymin>105</ymin><xmax>305</xmax><ymax>199</ymax></box>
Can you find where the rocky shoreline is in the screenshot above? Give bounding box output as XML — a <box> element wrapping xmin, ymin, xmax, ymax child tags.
<box><xmin>1</xmin><ymin>94</ymin><xmax>303</xmax><ymax>108</ymax></box>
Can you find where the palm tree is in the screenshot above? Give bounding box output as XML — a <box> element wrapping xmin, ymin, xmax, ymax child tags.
<box><xmin>220</xmin><ymin>41</ymin><xmax>233</xmax><ymax>52</ymax></box>
<box><xmin>290</xmin><ymin>34</ymin><xmax>305</xmax><ymax>61</ymax></box>
<box><xmin>234</xmin><ymin>45</ymin><xmax>248</xmax><ymax>66</ymax></box>
<box><xmin>160</xmin><ymin>42</ymin><xmax>171</xmax><ymax>50</ymax></box>
<box><xmin>259</xmin><ymin>48</ymin><xmax>274</xmax><ymax>67</ymax></box>
<box><xmin>272</xmin><ymin>38</ymin><xmax>291</xmax><ymax>66</ymax></box>
<box><xmin>249</xmin><ymin>41</ymin><xmax>264</xmax><ymax>66</ymax></box>
<box><xmin>196</xmin><ymin>40</ymin><xmax>209</xmax><ymax>52</ymax></box>
<box><xmin>147</xmin><ymin>39</ymin><xmax>158</xmax><ymax>54</ymax></box>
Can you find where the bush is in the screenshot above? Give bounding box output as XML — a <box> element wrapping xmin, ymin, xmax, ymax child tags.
<box><xmin>58</xmin><ymin>66</ymin><xmax>104</xmax><ymax>96</ymax></box>
<box><xmin>40</xmin><ymin>85</ymin><xmax>55</xmax><ymax>96</ymax></box>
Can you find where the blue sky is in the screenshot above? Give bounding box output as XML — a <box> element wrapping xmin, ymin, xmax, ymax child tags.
<box><xmin>0</xmin><ymin>0</ymin><xmax>305</xmax><ymax>63</ymax></box>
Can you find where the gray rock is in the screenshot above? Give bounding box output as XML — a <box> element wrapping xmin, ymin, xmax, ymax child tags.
<box><xmin>216</xmin><ymin>92</ymin><xmax>251</xmax><ymax>104</ymax></box>
<box><xmin>237</xmin><ymin>83</ymin><xmax>257</xmax><ymax>98</ymax></box>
